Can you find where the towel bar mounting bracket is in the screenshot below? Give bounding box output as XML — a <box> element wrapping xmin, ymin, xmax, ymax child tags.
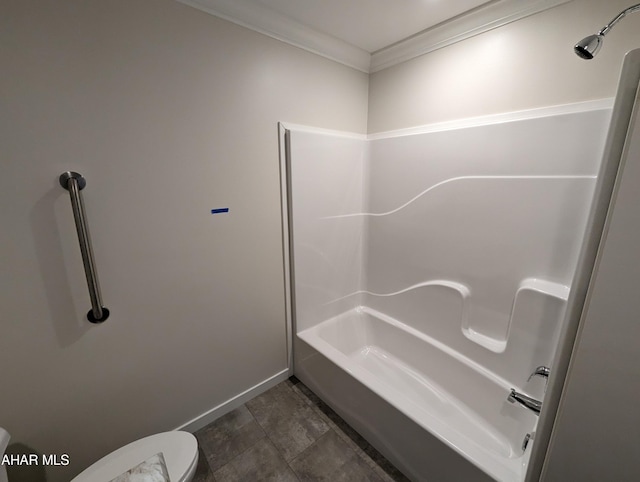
<box><xmin>59</xmin><ymin>171</ymin><xmax>86</xmax><ymax>191</ymax></box>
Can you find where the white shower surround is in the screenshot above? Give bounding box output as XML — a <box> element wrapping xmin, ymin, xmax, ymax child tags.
<box><xmin>282</xmin><ymin>100</ymin><xmax>612</xmax><ymax>481</ymax></box>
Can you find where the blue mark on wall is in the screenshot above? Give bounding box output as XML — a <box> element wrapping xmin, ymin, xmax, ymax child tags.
<box><xmin>211</xmin><ymin>208</ymin><xmax>229</xmax><ymax>214</ymax></box>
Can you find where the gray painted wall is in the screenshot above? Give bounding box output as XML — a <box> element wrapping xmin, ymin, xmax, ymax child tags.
<box><xmin>0</xmin><ymin>1</ymin><xmax>367</xmax><ymax>480</ymax></box>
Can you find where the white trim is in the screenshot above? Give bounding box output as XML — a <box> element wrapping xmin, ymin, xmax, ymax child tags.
<box><xmin>278</xmin><ymin>123</ymin><xmax>294</xmax><ymax>377</ymax></box>
<box><xmin>370</xmin><ymin>0</ymin><xmax>574</xmax><ymax>72</ymax></box>
<box><xmin>279</xmin><ymin>122</ymin><xmax>367</xmax><ymax>140</ymax></box>
<box><xmin>177</xmin><ymin>0</ymin><xmax>573</xmax><ymax>73</ymax></box>
<box><xmin>176</xmin><ymin>0</ymin><xmax>371</xmax><ymax>72</ymax></box>
<box><xmin>175</xmin><ymin>369</ymin><xmax>290</xmax><ymax>433</ymax></box>
<box><xmin>367</xmin><ymin>98</ymin><xmax>614</xmax><ymax>140</ymax></box>
<box><xmin>282</xmin><ymin>100</ymin><xmax>614</xmax><ymax>141</ymax></box>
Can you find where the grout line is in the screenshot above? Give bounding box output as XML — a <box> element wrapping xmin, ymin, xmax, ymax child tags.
<box><xmin>203</xmin><ymin>405</ymin><xmax>268</xmax><ymax>479</ymax></box>
<box><xmin>286</xmin><ymin>429</ymin><xmax>334</xmax><ymax>475</ymax></box>
<box><xmin>243</xmin><ymin>400</ymin><xmax>281</xmax><ymax>460</ymax></box>
<box><xmin>243</xmin><ymin>383</ymin><xmax>311</xmax><ymax>480</ymax></box>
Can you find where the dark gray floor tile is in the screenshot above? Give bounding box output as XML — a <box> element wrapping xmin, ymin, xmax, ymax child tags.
<box><xmin>195</xmin><ymin>405</ymin><xmax>266</xmax><ymax>471</ymax></box>
<box><xmin>246</xmin><ymin>382</ymin><xmax>330</xmax><ymax>461</ymax></box>
<box><xmin>290</xmin><ymin>430</ymin><xmax>384</xmax><ymax>482</ymax></box>
<box><xmin>213</xmin><ymin>438</ymin><xmax>299</xmax><ymax>482</ymax></box>
<box><xmin>192</xmin><ymin>446</ymin><xmax>216</xmax><ymax>482</ymax></box>
<box><xmin>293</xmin><ymin>380</ymin><xmax>410</xmax><ymax>481</ymax></box>
<box><xmin>193</xmin><ymin>380</ymin><xmax>408</xmax><ymax>481</ymax></box>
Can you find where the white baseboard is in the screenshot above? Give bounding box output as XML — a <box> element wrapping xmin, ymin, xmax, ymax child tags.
<box><xmin>175</xmin><ymin>369</ymin><xmax>290</xmax><ymax>433</ymax></box>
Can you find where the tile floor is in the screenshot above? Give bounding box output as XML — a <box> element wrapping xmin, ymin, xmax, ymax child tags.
<box><xmin>192</xmin><ymin>377</ymin><xmax>410</xmax><ymax>481</ymax></box>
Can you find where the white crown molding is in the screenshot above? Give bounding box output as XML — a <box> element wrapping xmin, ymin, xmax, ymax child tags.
<box><xmin>176</xmin><ymin>0</ymin><xmax>371</xmax><ymax>72</ymax></box>
<box><xmin>370</xmin><ymin>0</ymin><xmax>574</xmax><ymax>72</ymax></box>
<box><xmin>177</xmin><ymin>0</ymin><xmax>574</xmax><ymax>74</ymax></box>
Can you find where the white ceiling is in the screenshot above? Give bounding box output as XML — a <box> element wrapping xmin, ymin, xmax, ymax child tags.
<box><xmin>250</xmin><ymin>0</ymin><xmax>493</xmax><ymax>53</ymax></box>
<box><xmin>177</xmin><ymin>0</ymin><xmax>572</xmax><ymax>72</ymax></box>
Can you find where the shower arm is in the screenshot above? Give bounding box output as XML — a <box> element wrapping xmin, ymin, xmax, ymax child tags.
<box><xmin>598</xmin><ymin>3</ymin><xmax>640</xmax><ymax>37</ymax></box>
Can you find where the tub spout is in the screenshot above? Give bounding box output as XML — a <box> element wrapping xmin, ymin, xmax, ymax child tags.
<box><xmin>508</xmin><ymin>389</ymin><xmax>542</xmax><ymax>415</ymax></box>
<box><xmin>528</xmin><ymin>366</ymin><xmax>550</xmax><ymax>382</ymax></box>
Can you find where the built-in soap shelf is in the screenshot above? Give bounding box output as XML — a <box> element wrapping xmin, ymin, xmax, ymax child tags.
<box><xmin>463</xmin><ymin>278</ymin><xmax>570</xmax><ymax>354</ymax></box>
<box><xmin>462</xmin><ymin>326</ymin><xmax>508</xmax><ymax>353</ymax></box>
<box><xmin>515</xmin><ymin>278</ymin><xmax>570</xmax><ymax>302</ymax></box>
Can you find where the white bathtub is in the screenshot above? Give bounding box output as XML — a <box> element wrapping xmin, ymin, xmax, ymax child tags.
<box><xmin>297</xmin><ymin>306</ymin><xmax>537</xmax><ymax>482</ymax></box>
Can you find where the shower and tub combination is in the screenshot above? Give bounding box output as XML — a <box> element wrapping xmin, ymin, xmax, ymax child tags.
<box><xmin>279</xmin><ymin>9</ymin><xmax>640</xmax><ymax>479</ymax></box>
<box><xmin>280</xmin><ymin>102</ymin><xmax>611</xmax><ymax>481</ymax></box>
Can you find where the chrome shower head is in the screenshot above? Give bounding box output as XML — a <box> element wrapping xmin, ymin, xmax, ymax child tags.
<box><xmin>574</xmin><ymin>34</ymin><xmax>604</xmax><ymax>60</ymax></box>
<box><xmin>574</xmin><ymin>3</ymin><xmax>640</xmax><ymax>59</ymax></box>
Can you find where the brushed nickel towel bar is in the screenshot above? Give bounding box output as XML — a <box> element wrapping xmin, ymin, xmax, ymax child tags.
<box><xmin>59</xmin><ymin>171</ymin><xmax>110</xmax><ymax>323</ymax></box>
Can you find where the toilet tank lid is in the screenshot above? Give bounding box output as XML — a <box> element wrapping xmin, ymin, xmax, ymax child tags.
<box><xmin>71</xmin><ymin>431</ymin><xmax>197</xmax><ymax>482</ymax></box>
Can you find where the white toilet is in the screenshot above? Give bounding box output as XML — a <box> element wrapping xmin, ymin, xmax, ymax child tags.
<box><xmin>0</xmin><ymin>427</ymin><xmax>9</xmax><ymax>482</ymax></box>
<box><xmin>0</xmin><ymin>428</ymin><xmax>199</xmax><ymax>482</ymax></box>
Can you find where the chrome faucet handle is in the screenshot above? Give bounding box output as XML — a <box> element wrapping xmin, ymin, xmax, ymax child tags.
<box><xmin>528</xmin><ymin>366</ymin><xmax>550</xmax><ymax>382</ymax></box>
<box><xmin>508</xmin><ymin>389</ymin><xmax>542</xmax><ymax>415</ymax></box>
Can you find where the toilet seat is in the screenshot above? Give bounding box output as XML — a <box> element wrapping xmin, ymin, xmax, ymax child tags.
<box><xmin>71</xmin><ymin>431</ymin><xmax>198</xmax><ymax>482</ymax></box>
